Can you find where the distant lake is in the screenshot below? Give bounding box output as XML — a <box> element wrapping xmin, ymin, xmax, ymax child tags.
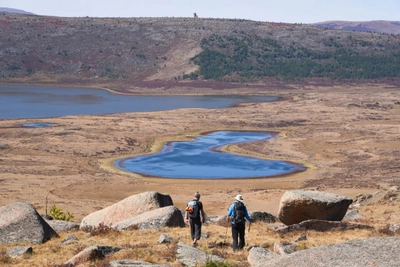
<box><xmin>115</xmin><ymin>131</ymin><xmax>304</xmax><ymax>179</ymax></box>
<box><xmin>0</xmin><ymin>84</ymin><xmax>279</xmax><ymax>119</ymax></box>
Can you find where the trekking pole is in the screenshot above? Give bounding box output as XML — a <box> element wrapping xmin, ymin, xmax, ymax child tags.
<box><xmin>224</xmin><ymin>216</ymin><xmax>230</xmax><ymax>244</ymax></box>
<box><xmin>248</xmin><ymin>221</ymin><xmax>251</xmax><ymax>233</ymax></box>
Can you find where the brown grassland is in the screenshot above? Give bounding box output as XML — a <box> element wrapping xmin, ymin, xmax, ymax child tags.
<box><xmin>1</xmin><ymin>82</ymin><xmax>400</xmax><ymax>266</ymax></box>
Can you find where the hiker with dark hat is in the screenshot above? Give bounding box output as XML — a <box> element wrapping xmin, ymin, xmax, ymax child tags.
<box><xmin>185</xmin><ymin>191</ymin><xmax>205</xmax><ymax>247</ymax></box>
<box><xmin>227</xmin><ymin>194</ymin><xmax>253</xmax><ymax>251</ymax></box>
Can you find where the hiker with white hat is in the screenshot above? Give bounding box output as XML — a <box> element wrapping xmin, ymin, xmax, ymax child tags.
<box><xmin>227</xmin><ymin>194</ymin><xmax>253</xmax><ymax>251</ymax></box>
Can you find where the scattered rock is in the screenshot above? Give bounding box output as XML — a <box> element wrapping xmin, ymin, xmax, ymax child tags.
<box><xmin>276</xmin><ymin>219</ymin><xmax>373</xmax><ymax>233</ymax></box>
<box><xmin>158</xmin><ymin>234</ymin><xmax>173</xmax><ymax>244</ymax></box>
<box><xmin>62</xmin><ymin>235</ymin><xmax>79</xmax><ymax>243</ymax></box>
<box><xmin>45</xmin><ymin>219</ymin><xmax>79</xmax><ymax>233</ymax></box>
<box><xmin>7</xmin><ymin>246</ymin><xmax>33</xmax><ymax>258</ymax></box>
<box><xmin>274</xmin><ymin>242</ymin><xmax>297</xmax><ymax>255</ymax></box>
<box><xmin>247</xmin><ymin>247</ymin><xmax>279</xmax><ymax>267</ymax></box>
<box><xmin>278</xmin><ymin>190</ymin><xmax>353</xmax><ymax>225</ymax></box>
<box><xmin>63</xmin><ymin>245</ymin><xmax>123</xmax><ymax>266</ymax></box>
<box><xmin>250</xmin><ymin>211</ymin><xmax>277</xmax><ymax>223</ymax></box>
<box><xmin>208</xmin><ymin>215</ymin><xmax>230</xmax><ymax>227</ymax></box>
<box><xmin>0</xmin><ymin>143</ymin><xmax>10</xmax><ymax>149</ymax></box>
<box><xmin>389</xmin><ymin>223</ymin><xmax>400</xmax><ymax>233</ymax></box>
<box><xmin>295</xmin><ymin>235</ymin><xmax>307</xmax><ymax>242</ymax></box>
<box><xmin>0</xmin><ymin>202</ymin><xmax>59</xmax><ymax>244</ymax></box>
<box><xmin>109</xmin><ymin>260</ymin><xmax>172</xmax><ymax>266</ymax></box>
<box><xmin>61</xmin><ymin>235</ymin><xmax>79</xmax><ymax>245</ymax></box>
<box><xmin>176</xmin><ymin>242</ymin><xmax>224</xmax><ymax>267</ymax></box>
<box><xmin>343</xmin><ymin>209</ymin><xmax>363</xmax><ymax>221</ymax></box>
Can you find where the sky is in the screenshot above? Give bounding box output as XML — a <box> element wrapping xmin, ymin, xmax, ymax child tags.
<box><xmin>1</xmin><ymin>0</ymin><xmax>399</xmax><ymax>24</ymax></box>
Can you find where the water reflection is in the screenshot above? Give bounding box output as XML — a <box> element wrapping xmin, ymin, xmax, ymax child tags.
<box><xmin>22</xmin><ymin>123</ymin><xmax>56</xmax><ymax>128</ymax></box>
<box><xmin>115</xmin><ymin>131</ymin><xmax>304</xmax><ymax>179</ymax></box>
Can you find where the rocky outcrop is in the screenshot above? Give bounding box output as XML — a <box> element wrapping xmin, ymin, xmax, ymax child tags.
<box><xmin>351</xmin><ymin>186</ymin><xmax>400</xmax><ymax>207</ymax></box>
<box><xmin>278</xmin><ymin>190</ymin><xmax>353</xmax><ymax>225</ymax></box>
<box><xmin>250</xmin><ymin>211</ymin><xmax>277</xmax><ymax>223</ymax></box>
<box><xmin>275</xmin><ymin>219</ymin><xmax>373</xmax><ymax>233</ymax></box>
<box><xmin>0</xmin><ymin>202</ymin><xmax>59</xmax><ymax>244</ymax></box>
<box><xmin>248</xmin><ymin>237</ymin><xmax>400</xmax><ymax>267</ymax></box>
<box><xmin>113</xmin><ymin>206</ymin><xmax>185</xmax><ymax>230</ymax></box>
<box><xmin>80</xmin><ymin>191</ymin><xmax>173</xmax><ymax>229</ymax></box>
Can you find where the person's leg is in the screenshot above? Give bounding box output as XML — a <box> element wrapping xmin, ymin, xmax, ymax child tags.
<box><xmin>194</xmin><ymin>221</ymin><xmax>202</xmax><ymax>241</ymax></box>
<box><xmin>189</xmin><ymin>219</ymin><xmax>195</xmax><ymax>241</ymax></box>
<box><xmin>231</xmin><ymin>224</ymin><xmax>239</xmax><ymax>251</ymax></box>
<box><xmin>238</xmin><ymin>223</ymin><xmax>245</xmax><ymax>250</ymax></box>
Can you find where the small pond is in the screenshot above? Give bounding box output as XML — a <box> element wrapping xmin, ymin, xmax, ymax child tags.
<box><xmin>115</xmin><ymin>131</ymin><xmax>305</xmax><ymax>179</ymax></box>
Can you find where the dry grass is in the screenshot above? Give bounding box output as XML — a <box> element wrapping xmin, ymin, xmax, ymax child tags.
<box><xmin>1</xmin><ymin>219</ymin><xmax>399</xmax><ymax>267</ymax></box>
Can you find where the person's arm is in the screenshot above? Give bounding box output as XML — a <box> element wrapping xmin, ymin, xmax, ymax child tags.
<box><xmin>244</xmin><ymin>205</ymin><xmax>252</xmax><ymax>222</ymax></box>
<box><xmin>227</xmin><ymin>203</ymin><xmax>234</xmax><ymax>217</ymax></box>
<box><xmin>201</xmin><ymin>209</ymin><xmax>206</xmax><ymax>223</ymax></box>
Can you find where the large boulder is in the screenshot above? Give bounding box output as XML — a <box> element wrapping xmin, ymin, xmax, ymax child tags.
<box><xmin>0</xmin><ymin>202</ymin><xmax>59</xmax><ymax>244</ymax></box>
<box><xmin>114</xmin><ymin>206</ymin><xmax>185</xmax><ymax>230</ymax></box>
<box><xmin>80</xmin><ymin>191</ymin><xmax>173</xmax><ymax>229</ymax></box>
<box><xmin>278</xmin><ymin>190</ymin><xmax>353</xmax><ymax>226</ymax></box>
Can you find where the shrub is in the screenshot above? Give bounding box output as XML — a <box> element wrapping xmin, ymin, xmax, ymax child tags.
<box><xmin>81</xmin><ymin>222</ymin><xmax>119</xmax><ymax>236</ymax></box>
<box><xmin>49</xmin><ymin>204</ymin><xmax>74</xmax><ymax>221</ymax></box>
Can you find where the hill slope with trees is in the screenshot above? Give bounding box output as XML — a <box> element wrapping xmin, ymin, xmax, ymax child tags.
<box><xmin>1</xmin><ymin>13</ymin><xmax>399</xmax><ymax>85</ymax></box>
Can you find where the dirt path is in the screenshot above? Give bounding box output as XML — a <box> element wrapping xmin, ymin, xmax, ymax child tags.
<box><xmin>0</xmin><ymin>84</ymin><xmax>399</xmax><ymax>221</ymax></box>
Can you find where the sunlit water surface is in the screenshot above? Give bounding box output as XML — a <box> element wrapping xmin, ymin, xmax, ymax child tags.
<box><xmin>115</xmin><ymin>131</ymin><xmax>305</xmax><ymax>179</ymax></box>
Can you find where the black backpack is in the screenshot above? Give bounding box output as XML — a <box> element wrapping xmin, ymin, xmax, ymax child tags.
<box><xmin>233</xmin><ymin>201</ymin><xmax>245</xmax><ymax>224</ymax></box>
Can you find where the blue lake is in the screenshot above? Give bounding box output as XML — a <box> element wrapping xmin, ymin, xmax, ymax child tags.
<box><xmin>115</xmin><ymin>131</ymin><xmax>305</xmax><ymax>179</ymax></box>
<box><xmin>1</xmin><ymin>84</ymin><xmax>303</xmax><ymax>179</ymax></box>
<box><xmin>0</xmin><ymin>84</ymin><xmax>279</xmax><ymax>119</ymax></box>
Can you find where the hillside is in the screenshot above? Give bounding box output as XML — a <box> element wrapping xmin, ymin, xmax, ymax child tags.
<box><xmin>1</xmin><ymin>13</ymin><xmax>400</xmax><ymax>87</ymax></box>
<box><xmin>0</xmin><ymin>7</ymin><xmax>35</xmax><ymax>15</ymax></box>
<box><xmin>314</xmin><ymin>20</ymin><xmax>400</xmax><ymax>35</ymax></box>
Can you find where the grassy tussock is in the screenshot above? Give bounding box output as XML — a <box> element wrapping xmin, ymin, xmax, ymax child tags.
<box><xmin>0</xmin><ymin>221</ymin><xmax>399</xmax><ymax>267</ymax></box>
